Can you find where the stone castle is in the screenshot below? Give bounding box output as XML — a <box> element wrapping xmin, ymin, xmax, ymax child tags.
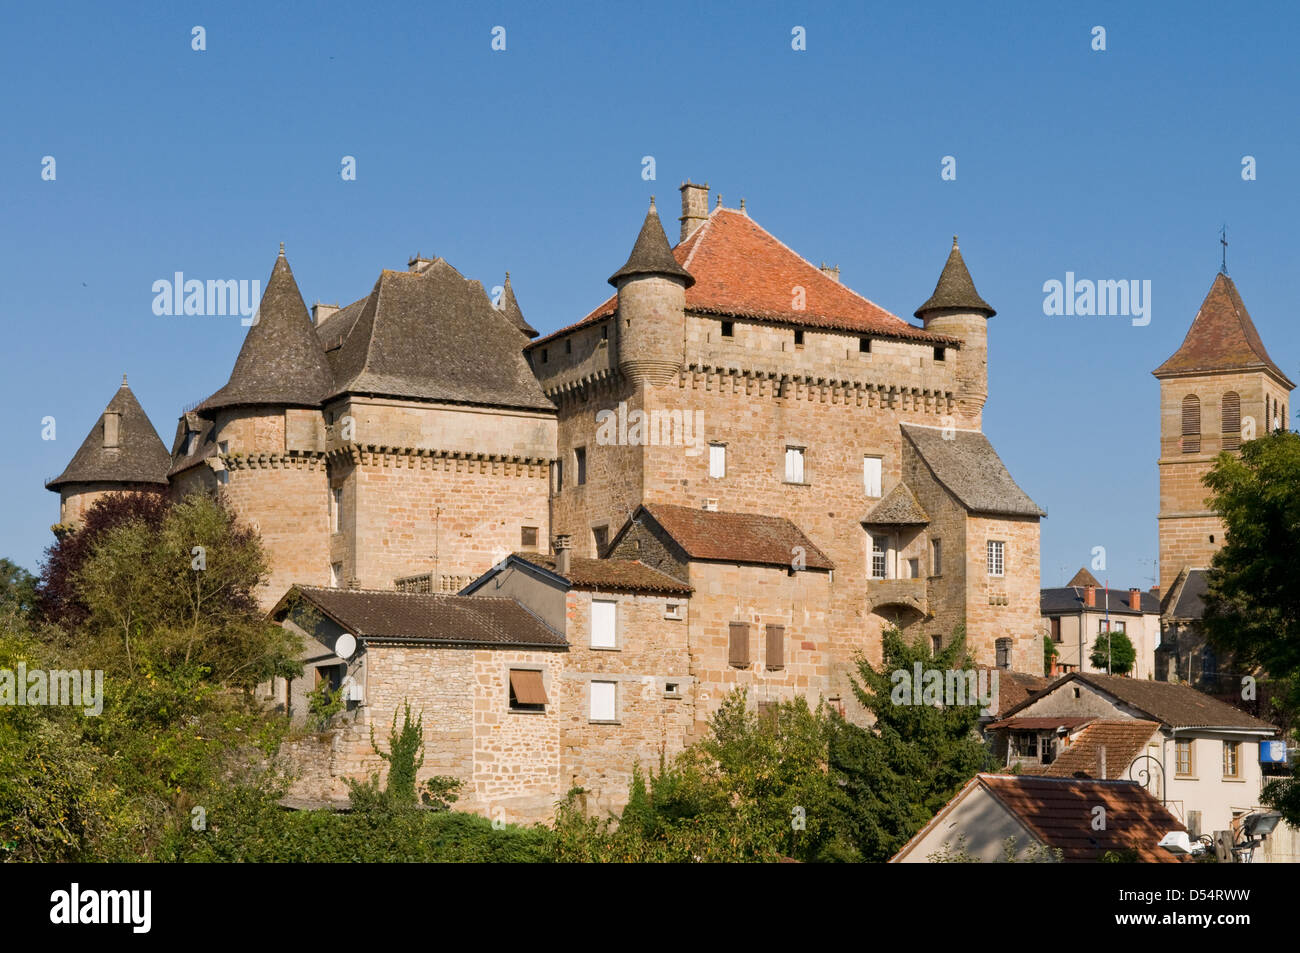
<box><xmin>48</xmin><ymin>182</ymin><xmax>1048</xmax><ymax>817</ymax></box>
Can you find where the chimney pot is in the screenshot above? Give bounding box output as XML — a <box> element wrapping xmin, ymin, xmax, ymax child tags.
<box><xmin>678</xmin><ymin>181</ymin><xmax>709</xmax><ymax>242</ymax></box>
<box><xmin>312</xmin><ymin>302</ymin><xmax>340</xmax><ymax>325</ymax></box>
<box><xmin>1129</xmin><ymin>587</ymin><xmax>1141</xmax><ymax>611</ymax></box>
<box><xmin>1084</xmin><ymin>585</ymin><xmax>1096</xmax><ymax>608</ymax></box>
<box><xmin>819</xmin><ymin>263</ymin><xmax>841</xmax><ymax>284</ymax></box>
<box><xmin>554</xmin><ymin>534</ymin><xmax>572</xmax><ymax>576</ymax></box>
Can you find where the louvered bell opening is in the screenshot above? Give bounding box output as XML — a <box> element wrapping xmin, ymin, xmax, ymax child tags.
<box><xmin>1181</xmin><ymin>395</ymin><xmax>1201</xmax><ymax>453</ymax></box>
<box><xmin>1221</xmin><ymin>391</ymin><xmax>1241</xmax><ymax>451</ymax></box>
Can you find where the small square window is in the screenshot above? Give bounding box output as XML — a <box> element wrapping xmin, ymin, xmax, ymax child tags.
<box><xmin>664</xmin><ymin>682</ymin><xmax>681</xmax><ymax>697</ymax></box>
<box><xmin>934</xmin><ymin>346</ymin><xmax>945</xmax><ymax>361</ymax></box>
<box><xmin>859</xmin><ymin>337</ymin><xmax>870</xmax><ymax>353</ymax></box>
<box><xmin>721</xmin><ymin>321</ymin><xmax>734</xmax><ymax>337</ymax></box>
<box><xmin>521</xmin><ymin>526</ymin><xmax>539</xmax><ymax>549</ymax></box>
<box><xmin>794</xmin><ymin>329</ymin><xmax>805</xmax><ymax>348</ymax></box>
<box><xmin>665</xmin><ymin>603</ymin><xmax>683</xmax><ymax>620</ymax></box>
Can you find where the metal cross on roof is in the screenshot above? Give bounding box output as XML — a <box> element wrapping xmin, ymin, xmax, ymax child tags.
<box><xmin>1220</xmin><ymin>225</ymin><xmax>1228</xmax><ymax>275</ymax></box>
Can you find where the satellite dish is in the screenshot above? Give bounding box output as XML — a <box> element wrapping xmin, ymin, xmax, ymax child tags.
<box><xmin>335</xmin><ymin>633</ymin><xmax>357</xmax><ymax>659</ymax></box>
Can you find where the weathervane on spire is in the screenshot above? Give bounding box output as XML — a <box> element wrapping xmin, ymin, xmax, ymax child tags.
<box><xmin>1220</xmin><ymin>225</ymin><xmax>1228</xmax><ymax>275</ymax></box>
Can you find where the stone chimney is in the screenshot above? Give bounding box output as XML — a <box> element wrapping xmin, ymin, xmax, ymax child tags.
<box><xmin>408</xmin><ymin>255</ymin><xmax>436</xmax><ymax>274</ymax></box>
<box><xmin>1084</xmin><ymin>585</ymin><xmax>1096</xmax><ymax>608</ymax></box>
<box><xmin>819</xmin><ymin>263</ymin><xmax>841</xmax><ymax>284</ymax></box>
<box><xmin>1129</xmin><ymin>587</ymin><xmax>1141</xmax><ymax>611</ymax></box>
<box><xmin>679</xmin><ymin>181</ymin><xmax>709</xmax><ymax>242</ymax></box>
<box><xmin>311</xmin><ymin>302</ymin><xmax>340</xmax><ymax>325</ymax></box>
<box><xmin>1097</xmin><ymin>745</ymin><xmax>1107</xmax><ymax>779</ymax></box>
<box><xmin>554</xmin><ymin>534</ymin><xmax>572</xmax><ymax>576</ymax></box>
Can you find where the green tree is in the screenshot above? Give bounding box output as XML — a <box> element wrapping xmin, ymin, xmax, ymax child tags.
<box><xmin>0</xmin><ymin>558</ymin><xmax>38</xmax><ymax>618</ymax></box>
<box><xmin>828</xmin><ymin>626</ymin><xmax>995</xmax><ymax>861</ymax></box>
<box><xmin>1043</xmin><ymin>633</ymin><xmax>1058</xmax><ymax>675</ymax></box>
<box><xmin>1090</xmin><ymin>629</ymin><xmax>1136</xmax><ymax>675</ymax></box>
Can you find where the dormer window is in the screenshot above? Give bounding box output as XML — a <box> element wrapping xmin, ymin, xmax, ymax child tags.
<box><xmin>182</xmin><ymin>430</ymin><xmax>198</xmax><ymax>456</ymax></box>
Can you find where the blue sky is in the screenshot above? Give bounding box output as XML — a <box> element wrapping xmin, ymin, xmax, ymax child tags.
<box><xmin>3</xmin><ymin>1</ymin><xmax>1297</xmax><ymax>591</ymax></box>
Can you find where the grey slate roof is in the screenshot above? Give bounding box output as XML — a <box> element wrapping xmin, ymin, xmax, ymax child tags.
<box><xmin>167</xmin><ymin>411</ymin><xmax>217</xmax><ymax>477</ymax></box>
<box><xmin>863</xmin><ymin>482</ymin><xmax>930</xmax><ymax>525</ymax></box>
<box><xmin>914</xmin><ymin>237</ymin><xmax>996</xmax><ymax>318</ymax></box>
<box><xmin>902</xmin><ymin>424</ymin><xmax>1045</xmax><ymax>517</ymax></box>
<box><xmin>1166</xmin><ymin>569</ymin><xmax>1209</xmax><ymax>621</ymax></box>
<box><xmin>198</xmin><ymin>250</ymin><xmax>336</xmax><ymax>413</ymax></box>
<box><xmin>608</xmin><ymin>199</ymin><xmax>695</xmax><ymax>288</ymax></box>
<box><xmin>1040</xmin><ymin>586</ymin><xmax>1160</xmax><ymax>616</ymax></box>
<box><xmin>498</xmin><ymin>273</ymin><xmax>538</xmax><ymax>338</ymax></box>
<box><xmin>279</xmin><ymin>585</ymin><xmax>566</xmax><ymax>648</ymax></box>
<box><xmin>47</xmin><ymin>378</ymin><xmax>172</xmax><ymax>490</ymax></box>
<box><xmin>324</xmin><ymin>260</ymin><xmax>554</xmax><ymax>411</ymax></box>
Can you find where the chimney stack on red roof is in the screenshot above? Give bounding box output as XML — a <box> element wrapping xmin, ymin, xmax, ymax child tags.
<box><xmin>1084</xmin><ymin>585</ymin><xmax>1096</xmax><ymax>608</ymax></box>
<box><xmin>679</xmin><ymin>181</ymin><xmax>709</xmax><ymax>242</ymax></box>
<box><xmin>819</xmin><ymin>263</ymin><xmax>841</xmax><ymax>284</ymax></box>
<box><xmin>1129</xmin><ymin>587</ymin><xmax>1141</xmax><ymax>611</ymax></box>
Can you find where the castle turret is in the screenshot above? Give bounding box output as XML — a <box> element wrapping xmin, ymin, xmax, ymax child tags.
<box><xmin>609</xmin><ymin>198</ymin><xmax>695</xmax><ymax>387</ymax></box>
<box><xmin>46</xmin><ymin>375</ymin><xmax>171</xmax><ymax>527</ymax></box>
<box><xmin>499</xmin><ymin>271</ymin><xmax>539</xmax><ymax>338</ymax></box>
<box><xmin>195</xmin><ymin>245</ymin><xmax>336</xmax><ymax>603</ymax></box>
<box><xmin>915</xmin><ymin>236</ymin><xmax>996</xmax><ymax>424</ymax></box>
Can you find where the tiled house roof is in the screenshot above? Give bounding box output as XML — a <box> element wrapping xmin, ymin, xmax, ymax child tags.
<box><xmin>985</xmin><ymin>670</ymin><xmax>1051</xmax><ymax>718</ymax></box>
<box><xmin>893</xmin><ymin>773</ymin><xmax>1187</xmax><ymax>863</ymax></box>
<box><xmin>1042</xmin><ymin>720</ymin><xmax>1161</xmax><ymax>780</ymax></box>
<box><xmin>198</xmin><ymin>250</ymin><xmax>336</xmax><ymax>413</ymax></box>
<box><xmin>1001</xmin><ymin>671</ymin><xmax>1276</xmax><ymax>732</ymax></box>
<box><xmin>913</xmin><ymin>237</ymin><xmax>996</xmax><ymax>318</ymax></box>
<box><xmin>277</xmin><ymin>585</ymin><xmax>566</xmax><ymax>648</ymax></box>
<box><xmin>862</xmin><ymin>482</ymin><xmax>930</xmax><ymax>525</ymax></box>
<box><xmin>635</xmin><ymin>502</ymin><xmax>834</xmax><ymax>571</ymax></box>
<box><xmin>508</xmin><ymin>552</ymin><xmax>692</xmax><ymax>595</ymax></box>
<box><xmin>47</xmin><ymin>378</ymin><xmax>172</xmax><ymax>489</ymax></box>
<box><xmin>902</xmin><ymin>424</ymin><xmax>1045</xmax><ymax>517</ymax></box>
<box><xmin>531</xmin><ymin>207</ymin><xmax>956</xmax><ymax>347</ymax></box>
<box><xmin>1153</xmin><ymin>273</ymin><xmax>1294</xmax><ymax>386</ymax></box>
<box><xmin>323</xmin><ymin>260</ymin><xmax>554</xmax><ymax>411</ymax></box>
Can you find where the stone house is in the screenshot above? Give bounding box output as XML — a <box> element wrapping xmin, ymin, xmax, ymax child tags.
<box><xmin>271</xmin><ymin>584</ymin><xmax>568</xmax><ymax>823</ymax></box>
<box><xmin>986</xmin><ymin>671</ymin><xmax>1295</xmax><ymax>862</ymax></box>
<box><xmin>461</xmin><ymin>539</ymin><xmax>696</xmax><ymax>815</ymax></box>
<box><xmin>1040</xmin><ymin>567</ymin><xmax>1161</xmax><ymax>680</ymax></box>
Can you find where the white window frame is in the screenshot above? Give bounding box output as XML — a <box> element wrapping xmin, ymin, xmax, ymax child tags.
<box><xmin>709</xmin><ymin>443</ymin><xmax>726</xmax><ymax>479</ymax></box>
<box><xmin>987</xmin><ymin>540</ymin><xmax>1005</xmax><ymax>577</ymax></box>
<box><xmin>870</xmin><ymin>534</ymin><xmax>891</xmax><ymax>580</ymax></box>
<box><xmin>784</xmin><ymin>446</ymin><xmax>805</xmax><ymax>484</ymax></box>
<box><xmin>589</xmin><ymin>680</ymin><xmax>617</xmax><ymax>722</ymax></box>
<box><xmin>863</xmin><ymin>456</ymin><xmax>882</xmax><ymax>498</ymax></box>
<box><xmin>591</xmin><ymin>599</ymin><xmax>617</xmax><ymax>649</ymax></box>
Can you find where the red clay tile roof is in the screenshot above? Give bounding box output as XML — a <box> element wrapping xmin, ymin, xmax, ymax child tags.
<box><xmin>531</xmin><ymin>207</ymin><xmax>956</xmax><ymax>348</ymax></box>
<box><xmin>978</xmin><ymin>774</ymin><xmax>1186</xmax><ymax>863</ymax></box>
<box><xmin>1153</xmin><ymin>273</ymin><xmax>1294</xmax><ymax>386</ymax></box>
<box><xmin>638</xmin><ymin>502</ymin><xmax>833</xmax><ymax>571</ymax></box>
<box><xmin>275</xmin><ymin>585</ymin><xmax>566</xmax><ymax>648</ymax></box>
<box><xmin>510</xmin><ymin>552</ymin><xmax>691</xmax><ymax>595</ymax></box>
<box><xmin>1043</xmin><ymin>720</ymin><xmax>1161</xmax><ymax>780</ymax></box>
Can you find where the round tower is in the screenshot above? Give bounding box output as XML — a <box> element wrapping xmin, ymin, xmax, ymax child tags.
<box><xmin>609</xmin><ymin>197</ymin><xmax>695</xmax><ymax>387</ymax></box>
<box><xmin>915</xmin><ymin>236</ymin><xmax>996</xmax><ymax>423</ymax></box>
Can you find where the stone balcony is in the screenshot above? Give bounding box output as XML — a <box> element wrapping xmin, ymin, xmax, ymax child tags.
<box><xmin>866</xmin><ymin>578</ymin><xmax>928</xmax><ymax>615</ymax></box>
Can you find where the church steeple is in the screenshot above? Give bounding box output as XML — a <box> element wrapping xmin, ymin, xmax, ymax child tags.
<box><xmin>198</xmin><ymin>248</ymin><xmax>335</xmax><ymax>413</ymax></box>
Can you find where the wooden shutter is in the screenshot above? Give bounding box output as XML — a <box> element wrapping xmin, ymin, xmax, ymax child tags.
<box><xmin>1181</xmin><ymin>395</ymin><xmax>1201</xmax><ymax>452</ymax></box>
<box><xmin>1221</xmin><ymin>392</ymin><xmax>1241</xmax><ymax>450</ymax></box>
<box><xmin>728</xmin><ymin>622</ymin><xmax>750</xmax><ymax>667</ymax></box>
<box><xmin>509</xmin><ymin>669</ymin><xmax>548</xmax><ymax>706</ymax></box>
<box><xmin>765</xmin><ymin>624</ymin><xmax>785</xmax><ymax>671</ymax></box>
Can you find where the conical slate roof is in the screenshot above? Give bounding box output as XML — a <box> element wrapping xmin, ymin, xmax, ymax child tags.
<box><xmin>608</xmin><ymin>199</ymin><xmax>695</xmax><ymax>288</ymax></box>
<box><xmin>1152</xmin><ymin>273</ymin><xmax>1293</xmax><ymax>386</ymax></box>
<box><xmin>862</xmin><ymin>482</ymin><xmax>930</xmax><ymax>525</ymax></box>
<box><xmin>198</xmin><ymin>248</ymin><xmax>335</xmax><ymax>413</ymax></box>
<box><xmin>47</xmin><ymin>377</ymin><xmax>172</xmax><ymax>490</ymax></box>
<box><xmin>499</xmin><ymin>273</ymin><xmax>538</xmax><ymax>337</ymax></box>
<box><xmin>914</xmin><ymin>237</ymin><xmax>996</xmax><ymax>318</ymax></box>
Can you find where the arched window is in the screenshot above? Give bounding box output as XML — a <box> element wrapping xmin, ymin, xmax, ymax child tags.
<box><xmin>1181</xmin><ymin>395</ymin><xmax>1201</xmax><ymax>453</ymax></box>
<box><xmin>1221</xmin><ymin>391</ymin><xmax>1241</xmax><ymax>450</ymax></box>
